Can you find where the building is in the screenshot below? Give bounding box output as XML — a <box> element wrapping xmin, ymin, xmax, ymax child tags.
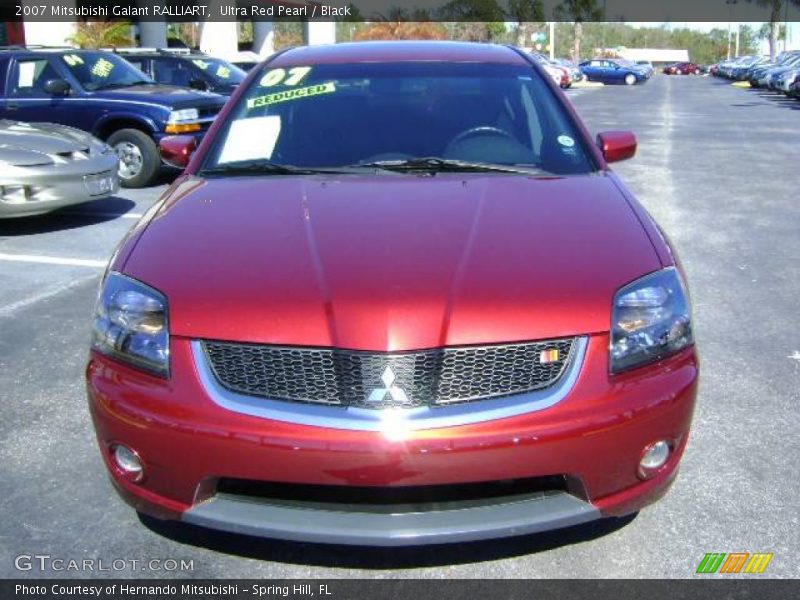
<box><xmin>616</xmin><ymin>48</ymin><xmax>690</xmax><ymax>67</ymax></box>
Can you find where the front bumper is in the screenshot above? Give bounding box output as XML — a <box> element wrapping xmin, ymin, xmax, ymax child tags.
<box><xmin>0</xmin><ymin>155</ymin><xmax>118</xmax><ymax>217</ymax></box>
<box><xmin>87</xmin><ymin>334</ymin><xmax>698</xmax><ymax>545</ymax></box>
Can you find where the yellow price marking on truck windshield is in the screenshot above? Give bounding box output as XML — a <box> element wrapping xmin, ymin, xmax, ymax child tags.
<box><xmin>91</xmin><ymin>58</ymin><xmax>114</xmax><ymax>78</ymax></box>
<box><xmin>63</xmin><ymin>54</ymin><xmax>84</xmax><ymax>66</ymax></box>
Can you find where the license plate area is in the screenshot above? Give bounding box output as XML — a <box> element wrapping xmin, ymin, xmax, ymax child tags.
<box><xmin>84</xmin><ymin>172</ymin><xmax>116</xmax><ymax>196</ymax></box>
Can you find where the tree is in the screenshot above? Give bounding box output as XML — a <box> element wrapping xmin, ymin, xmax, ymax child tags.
<box><xmin>353</xmin><ymin>22</ymin><xmax>447</xmax><ymax>41</ymax></box>
<box><xmin>757</xmin><ymin>21</ymin><xmax>786</xmax><ymax>56</ymax></box>
<box><xmin>335</xmin><ymin>4</ymin><xmax>366</xmax><ymax>42</ymax></box>
<box><xmin>68</xmin><ymin>21</ymin><xmax>132</xmax><ymax>49</ymax></box>
<box><xmin>554</xmin><ymin>0</ymin><xmax>602</xmax><ymax>62</ymax></box>
<box><xmin>438</xmin><ymin>0</ymin><xmax>506</xmax><ymax>42</ymax></box>
<box><xmin>746</xmin><ymin>0</ymin><xmax>800</xmax><ymax>60</ymax></box>
<box><xmin>507</xmin><ymin>0</ymin><xmax>545</xmax><ymax>47</ymax></box>
<box><xmin>273</xmin><ymin>22</ymin><xmax>303</xmax><ymax>50</ymax></box>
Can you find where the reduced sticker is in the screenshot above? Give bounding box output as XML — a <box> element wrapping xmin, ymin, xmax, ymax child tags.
<box><xmin>246</xmin><ymin>81</ymin><xmax>336</xmax><ymax>109</ymax></box>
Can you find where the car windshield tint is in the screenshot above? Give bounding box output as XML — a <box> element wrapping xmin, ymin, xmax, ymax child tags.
<box><xmin>204</xmin><ymin>62</ymin><xmax>596</xmax><ymax>176</ymax></box>
<box><xmin>188</xmin><ymin>57</ymin><xmax>246</xmax><ymax>84</ymax></box>
<box><xmin>61</xmin><ymin>52</ymin><xmax>153</xmax><ymax>91</ymax></box>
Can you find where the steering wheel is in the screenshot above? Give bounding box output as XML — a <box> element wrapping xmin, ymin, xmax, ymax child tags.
<box><xmin>448</xmin><ymin>126</ymin><xmax>516</xmax><ymax>147</ymax></box>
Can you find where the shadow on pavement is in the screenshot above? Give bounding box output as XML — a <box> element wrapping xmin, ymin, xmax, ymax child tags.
<box><xmin>0</xmin><ymin>196</ymin><xmax>138</xmax><ymax>236</ymax></box>
<box><xmin>139</xmin><ymin>512</ymin><xmax>638</xmax><ymax>569</ymax></box>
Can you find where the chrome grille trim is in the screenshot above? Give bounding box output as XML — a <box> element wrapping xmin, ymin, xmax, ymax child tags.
<box><xmin>190</xmin><ymin>337</ymin><xmax>588</xmax><ymax>432</ymax></box>
<box><xmin>201</xmin><ymin>338</ymin><xmax>576</xmax><ymax>409</ymax></box>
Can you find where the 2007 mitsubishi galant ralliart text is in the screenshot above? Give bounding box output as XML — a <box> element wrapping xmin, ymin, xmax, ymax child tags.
<box><xmin>87</xmin><ymin>42</ymin><xmax>698</xmax><ymax>546</ymax></box>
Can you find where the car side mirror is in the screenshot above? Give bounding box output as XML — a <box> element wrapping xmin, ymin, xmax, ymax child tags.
<box><xmin>597</xmin><ymin>131</ymin><xmax>637</xmax><ymax>163</ymax></box>
<box><xmin>189</xmin><ymin>78</ymin><xmax>209</xmax><ymax>91</ymax></box>
<box><xmin>159</xmin><ymin>135</ymin><xmax>197</xmax><ymax>169</ymax></box>
<box><xmin>43</xmin><ymin>79</ymin><xmax>71</xmax><ymax>95</ymax></box>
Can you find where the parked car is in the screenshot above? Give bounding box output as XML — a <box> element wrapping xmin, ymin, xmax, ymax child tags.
<box><xmin>775</xmin><ymin>67</ymin><xmax>800</xmax><ymax>95</ymax></box>
<box><xmin>114</xmin><ymin>48</ymin><xmax>247</xmax><ymax>96</ymax></box>
<box><xmin>552</xmin><ymin>58</ymin><xmax>584</xmax><ymax>83</ymax></box>
<box><xmin>789</xmin><ymin>78</ymin><xmax>800</xmax><ymax>98</ymax></box>
<box><xmin>762</xmin><ymin>54</ymin><xmax>800</xmax><ymax>90</ymax></box>
<box><xmin>87</xmin><ymin>41</ymin><xmax>697</xmax><ymax>546</ymax></box>
<box><xmin>716</xmin><ymin>55</ymin><xmax>764</xmax><ymax>80</ymax></box>
<box><xmin>579</xmin><ymin>58</ymin><xmax>649</xmax><ymax>85</ymax></box>
<box><xmin>727</xmin><ymin>56</ymin><xmax>769</xmax><ymax>80</ymax></box>
<box><xmin>634</xmin><ymin>60</ymin><xmax>654</xmax><ymax>77</ymax></box>
<box><xmin>662</xmin><ymin>62</ymin><xmax>701</xmax><ymax>75</ymax></box>
<box><xmin>747</xmin><ymin>52</ymin><xmax>799</xmax><ymax>86</ymax></box>
<box><xmin>0</xmin><ymin>47</ymin><xmax>227</xmax><ymax>187</ymax></box>
<box><xmin>529</xmin><ymin>52</ymin><xmax>571</xmax><ymax>88</ymax></box>
<box><xmin>0</xmin><ymin>119</ymin><xmax>118</xmax><ymax>217</ymax></box>
<box><xmin>223</xmin><ymin>51</ymin><xmax>261</xmax><ymax>73</ymax></box>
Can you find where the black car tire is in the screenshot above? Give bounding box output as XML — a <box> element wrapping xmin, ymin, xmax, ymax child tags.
<box><xmin>624</xmin><ymin>73</ymin><xmax>637</xmax><ymax>86</ymax></box>
<box><xmin>108</xmin><ymin>129</ymin><xmax>160</xmax><ymax>188</ymax></box>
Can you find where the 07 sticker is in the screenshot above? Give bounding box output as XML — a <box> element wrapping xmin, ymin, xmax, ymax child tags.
<box><xmin>259</xmin><ymin>66</ymin><xmax>312</xmax><ymax>88</ymax></box>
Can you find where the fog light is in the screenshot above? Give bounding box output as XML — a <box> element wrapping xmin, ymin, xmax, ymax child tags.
<box><xmin>112</xmin><ymin>444</ymin><xmax>143</xmax><ymax>481</ymax></box>
<box><xmin>639</xmin><ymin>440</ymin><xmax>670</xmax><ymax>476</ymax></box>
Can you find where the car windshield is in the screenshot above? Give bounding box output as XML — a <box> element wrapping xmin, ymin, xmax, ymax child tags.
<box><xmin>203</xmin><ymin>61</ymin><xmax>595</xmax><ymax>176</ymax></box>
<box><xmin>188</xmin><ymin>57</ymin><xmax>246</xmax><ymax>84</ymax></box>
<box><xmin>61</xmin><ymin>52</ymin><xmax>153</xmax><ymax>91</ymax></box>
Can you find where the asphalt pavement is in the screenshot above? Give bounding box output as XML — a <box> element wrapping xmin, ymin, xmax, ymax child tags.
<box><xmin>1</xmin><ymin>74</ymin><xmax>798</xmax><ymax>578</ymax></box>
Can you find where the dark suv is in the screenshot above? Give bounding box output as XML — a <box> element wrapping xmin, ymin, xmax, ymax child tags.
<box><xmin>115</xmin><ymin>48</ymin><xmax>246</xmax><ymax>96</ymax></box>
<box><xmin>0</xmin><ymin>47</ymin><xmax>227</xmax><ymax>187</ymax></box>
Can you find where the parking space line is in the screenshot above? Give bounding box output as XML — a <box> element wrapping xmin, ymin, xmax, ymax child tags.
<box><xmin>0</xmin><ymin>274</ymin><xmax>99</xmax><ymax>317</ymax></box>
<box><xmin>62</xmin><ymin>211</ymin><xmax>144</xmax><ymax>220</ymax></box>
<box><xmin>0</xmin><ymin>253</ymin><xmax>107</xmax><ymax>268</ymax></box>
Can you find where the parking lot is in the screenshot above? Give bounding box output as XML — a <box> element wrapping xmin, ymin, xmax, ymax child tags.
<box><xmin>1</xmin><ymin>73</ymin><xmax>798</xmax><ymax>578</ymax></box>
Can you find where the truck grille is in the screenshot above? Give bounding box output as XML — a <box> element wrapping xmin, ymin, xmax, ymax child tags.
<box><xmin>202</xmin><ymin>338</ymin><xmax>575</xmax><ymax>409</ymax></box>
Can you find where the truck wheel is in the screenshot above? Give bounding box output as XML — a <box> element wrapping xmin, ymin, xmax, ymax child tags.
<box><xmin>108</xmin><ymin>129</ymin><xmax>160</xmax><ymax>188</ymax></box>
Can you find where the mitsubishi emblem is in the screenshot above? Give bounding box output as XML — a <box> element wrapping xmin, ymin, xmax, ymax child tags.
<box><xmin>367</xmin><ymin>366</ymin><xmax>410</xmax><ymax>404</ymax></box>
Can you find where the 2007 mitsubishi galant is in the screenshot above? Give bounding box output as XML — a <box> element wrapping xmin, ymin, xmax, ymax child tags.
<box><xmin>87</xmin><ymin>42</ymin><xmax>698</xmax><ymax>546</ymax></box>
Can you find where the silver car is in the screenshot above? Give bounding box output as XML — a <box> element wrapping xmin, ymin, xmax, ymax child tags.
<box><xmin>0</xmin><ymin>120</ymin><xmax>119</xmax><ymax>218</ymax></box>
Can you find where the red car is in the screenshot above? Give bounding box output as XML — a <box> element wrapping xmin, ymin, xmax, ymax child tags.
<box><xmin>88</xmin><ymin>42</ymin><xmax>698</xmax><ymax>546</ymax></box>
<box><xmin>663</xmin><ymin>62</ymin><xmax>701</xmax><ymax>75</ymax></box>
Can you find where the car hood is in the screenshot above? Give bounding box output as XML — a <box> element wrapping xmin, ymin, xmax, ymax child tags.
<box><xmin>90</xmin><ymin>84</ymin><xmax>227</xmax><ymax>110</ymax></box>
<box><xmin>0</xmin><ymin>120</ymin><xmax>95</xmax><ymax>166</ymax></box>
<box><xmin>124</xmin><ymin>173</ymin><xmax>663</xmax><ymax>351</ymax></box>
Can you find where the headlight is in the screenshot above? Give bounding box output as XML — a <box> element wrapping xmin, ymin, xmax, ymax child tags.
<box><xmin>91</xmin><ymin>272</ymin><xmax>169</xmax><ymax>376</ymax></box>
<box><xmin>168</xmin><ymin>108</ymin><xmax>199</xmax><ymax>123</ymax></box>
<box><xmin>610</xmin><ymin>267</ymin><xmax>693</xmax><ymax>373</ymax></box>
<box><xmin>89</xmin><ymin>140</ymin><xmax>113</xmax><ymax>156</ymax></box>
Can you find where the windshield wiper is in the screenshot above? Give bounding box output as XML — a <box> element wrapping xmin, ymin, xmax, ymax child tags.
<box><xmin>92</xmin><ymin>80</ymin><xmax>152</xmax><ymax>90</ymax></box>
<box><xmin>354</xmin><ymin>157</ymin><xmax>544</xmax><ymax>175</ymax></box>
<box><xmin>200</xmin><ymin>162</ymin><xmax>365</xmax><ymax>177</ymax></box>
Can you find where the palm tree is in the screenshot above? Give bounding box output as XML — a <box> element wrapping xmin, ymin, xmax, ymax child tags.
<box><xmin>746</xmin><ymin>0</ymin><xmax>800</xmax><ymax>60</ymax></box>
<box><xmin>68</xmin><ymin>21</ymin><xmax>133</xmax><ymax>49</ymax></box>
<box><xmin>555</xmin><ymin>0</ymin><xmax>602</xmax><ymax>62</ymax></box>
<box><xmin>507</xmin><ymin>0</ymin><xmax>545</xmax><ymax>47</ymax></box>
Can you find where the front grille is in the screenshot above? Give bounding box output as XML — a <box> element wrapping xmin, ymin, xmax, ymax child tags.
<box><xmin>202</xmin><ymin>338</ymin><xmax>575</xmax><ymax>409</ymax></box>
<box><xmin>215</xmin><ymin>475</ymin><xmax>570</xmax><ymax>512</ymax></box>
